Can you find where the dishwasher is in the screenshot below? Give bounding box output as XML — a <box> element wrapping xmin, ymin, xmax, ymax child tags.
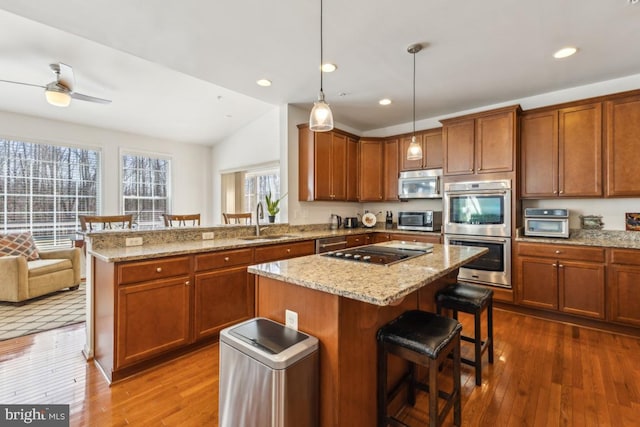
<box><xmin>219</xmin><ymin>318</ymin><xmax>319</xmax><ymax>427</ymax></box>
<box><xmin>315</xmin><ymin>235</ymin><xmax>347</xmax><ymax>253</ymax></box>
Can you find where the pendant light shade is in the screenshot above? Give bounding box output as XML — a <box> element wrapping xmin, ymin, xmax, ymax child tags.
<box><xmin>309</xmin><ymin>0</ymin><xmax>334</xmax><ymax>132</ymax></box>
<box><xmin>406</xmin><ymin>43</ymin><xmax>423</xmax><ymax>160</ymax></box>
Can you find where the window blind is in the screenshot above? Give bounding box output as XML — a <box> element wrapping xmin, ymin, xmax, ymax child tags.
<box><xmin>121</xmin><ymin>153</ymin><xmax>171</xmax><ymax>228</ymax></box>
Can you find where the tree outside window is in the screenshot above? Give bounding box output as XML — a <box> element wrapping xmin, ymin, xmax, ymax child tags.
<box><xmin>121</xmin><ymin>153</ymin><xmax>171</xmax><ymax>228</ymax></box>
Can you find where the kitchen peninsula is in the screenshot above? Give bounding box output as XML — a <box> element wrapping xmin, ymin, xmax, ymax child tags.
<box><xmin>248</xmin><ymin>243</ymin><xmax>487</xmax><ymax>427</ymax></box>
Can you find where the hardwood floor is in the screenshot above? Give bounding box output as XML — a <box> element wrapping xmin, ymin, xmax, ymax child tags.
<box><xmin>0</xmin><ymin>309</ymin><xmax>639</xmax><ymax>426</ymax></box>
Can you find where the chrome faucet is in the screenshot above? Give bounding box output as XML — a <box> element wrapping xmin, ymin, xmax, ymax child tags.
<box><xmin>256</xmin><ymin>201</ymin><xmax>264</xmax><ymax>236</ymax></box>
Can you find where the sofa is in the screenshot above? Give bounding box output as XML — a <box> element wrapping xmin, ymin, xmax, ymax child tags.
<box><xmin>0</xmin><ymin>236</ymin><xmax>82</xmax><ymax>304</ymax></box>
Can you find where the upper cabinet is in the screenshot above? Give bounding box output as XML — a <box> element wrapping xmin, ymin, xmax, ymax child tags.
<box><xmin>605</xmin><ymin>94</ymin><xmax>640</xmax><ymax>197</ymax></box>
<box><xmin>399</xmin><ymin>128</ymin><xmax>443</xmax><ymax>171</ymax></box>
<box><xmin>441</xmin><ymin>105</ymin><xmax>520</xmax><ymax>176</ymax></box>
<box><xmin>298</xmin><ymin>125</ymin><xmax>358</xmax><ymax>201</ymax></box>
<box><xmin>383</xmin><ymin>138</ymin><xmax>400</xmax><ymax>201</ymax></box>
<box><xmin>358</xmin><ymin>138</ymin><xmax>399</xmax><ymax>202</ymax></box>
<box><xmin>521</xmin><ymin>102</ymin><xmax>602</xmax><ymax>198</ymax></box>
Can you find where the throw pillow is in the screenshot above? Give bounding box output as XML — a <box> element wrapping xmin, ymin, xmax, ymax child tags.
<box><xmin>0</xmin><ymin>232</ymin><xmax>40</xmax><ymax>261</ymax></box>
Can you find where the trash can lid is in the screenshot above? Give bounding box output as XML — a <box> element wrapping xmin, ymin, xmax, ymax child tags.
<box><xmin>229</xmin><ymin>318</ymin><xmax>309</xmax><ymax>354</ymax></box>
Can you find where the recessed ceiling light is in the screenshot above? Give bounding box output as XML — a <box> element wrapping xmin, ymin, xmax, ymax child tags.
<box><xmin>553</xmin><ymin>47</ymin><xmax>578</xmax><ymax>59</ymax></box>
<box><xmin>321</xmin><ymin>63</ymin><xmax>337</xmax><ymax>73</ymax></box>
<box><xmin>379</xmin><ymin>99</ymin><xmax>392</xmax><ymax>106</ymax></box>
<box><xmin>256</xmin><ymin>79</ymin><xmax>272</xmax><ymax>87</ymax></box>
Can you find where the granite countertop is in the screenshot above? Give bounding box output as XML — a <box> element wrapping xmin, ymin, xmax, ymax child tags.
<box><xmin>516</xmin><ymin>229</ymin><xmax>640</xmax><ymax>249</ymax></box>
<box><xmin>87</xmin><ymin>227</ymin><xmax>441</xmax><ymax>262</ymax></box>
<box><xmin>248</xmin><ymin>244</ymin><xmax>487</xmax><ymax>306</ymax></box>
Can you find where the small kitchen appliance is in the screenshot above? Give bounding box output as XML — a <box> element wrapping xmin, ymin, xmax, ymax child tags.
<box><xmin>524</xmin><ymin>208</ymin><xmax>570</xmax><ymax>238</ymax></box>
<box><xmin>397</xmin><ymin>211</ymin><xmax>442</xmax><ymax>232</ymax></box>
<box><xmin>344</xmin><ymin>217</ymin><xmax>358</xmax><ymax>228</ymax></box>
<box><xmin>398</xmin><ymin>169</ymin><xmax>443</xmax><ymax>199</ymax></box>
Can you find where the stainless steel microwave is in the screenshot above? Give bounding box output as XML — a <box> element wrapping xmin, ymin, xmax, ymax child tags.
<box><xmin>398</xmin><ymin>169</ymin><xmax>443</xmax><ymax>199</ymax></box>
<box><xmin>524</xmin><ymin>208</ymin><xmax>570</xmax><ymax>238</ymax></box>
<box><xmin>398</xmin><ymin>211</ymin><xmax>442</xmax><ymax>232</ymax></box>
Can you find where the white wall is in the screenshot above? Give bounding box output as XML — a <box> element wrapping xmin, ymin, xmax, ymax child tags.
<box><xmin>211</xmin><ymin>107</ymin><xmax>282</xmax><ymax>224</ymax></box>
<box><xmin>0</xmin><ymin>110</ymin><xmax>213</xmax><ymax>223</ymax></box>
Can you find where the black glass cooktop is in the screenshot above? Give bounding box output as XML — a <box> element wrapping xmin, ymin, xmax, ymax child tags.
<box><xmin>322</xmin><ymin>242</ymin><xmax>433</xmax><ymax>266</ymax></box>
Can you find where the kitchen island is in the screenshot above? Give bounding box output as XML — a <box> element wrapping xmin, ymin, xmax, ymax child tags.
<box><xmin>248</xmin><ymin>243</ymin><xmax>487</xmax><ymax>427</ymax></box>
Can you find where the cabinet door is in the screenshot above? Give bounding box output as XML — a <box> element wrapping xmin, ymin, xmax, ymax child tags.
<box><xmin>331</xmin><ymin>133</ymin><xmax>348</xmax><ymax>200</ymax></box>
<box><xmin>194</xmin><ymin>266</ymin><xmax>253</xmax><ymax>340</ymax></box>
<box><xmin>359</xmin><ymin>140</ymin><xmax>384</xmax><ymax>201</ymax></box>
<box><xmin>517</xmin><ymin>256</ymin><xmax>558</xmax><ymax>310</ymax></box>
<box><xmin>558</xmin><ymin>103</ymin><xmax>603</xmax><ymax>197</ymax></box>
<box><xmin>443</xmin><ymin>119</ymin><xmax>475</xmax><ymax>175</ymax></box>
<box><xmin>475</xmin><ymin>110</ymin><xmax>515</xmax><ymax>174</ymax></box>
<box><xmin>423</xmin><ymin>129</ymin><xmax>443</xmax><ymax>169</ymax></box>
<box><xmin>384</xmin><ymin>139</ymin><xmax>399</xmax><ymax>201</ymax></box>
<box><xmin>558</xmin><ymin>261</ymin><xmax>605</xmax><ymax>319</ymax></box>
<box><xmin>314</xmin><ymin>131</ymin><xmax>334</xmax><ymax>200</ymax></box>
<box><xmin>116</xmin><ymin>277</ymin><xmax>191</xmax><ymax>368</ymax></box>
<box><xmin>608</xmin><ymin>264</ymin><xmax>640</xmax><ymax>327</ymax></box>
<box><xmin>605</xmin><ymin>95</ymin><xmax>640</xmax><ymax>196</ymax></box>
<box><xmin>520</xmin><ymin>110</ymin><xmax>558</xmax><ymax>198</ymax></box>
<box><xmin>346</xmin><ymin>136</ymin><xmax>359</xmax><ymax>201</ymax></box>
<box><xmin>400</xmin><ymin>134</ymin><xmax>423</xmax><ymax>171</ymax></box>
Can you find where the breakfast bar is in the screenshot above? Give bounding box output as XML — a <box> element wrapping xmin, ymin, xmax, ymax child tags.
<box><xmin>248</xmin><ymin>242</ymin><xmax>487</xmax><ymax>427</ymax></box>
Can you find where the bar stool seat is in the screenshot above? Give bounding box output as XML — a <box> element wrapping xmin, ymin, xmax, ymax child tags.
<box><xmin>377</xmin><ymin>310</ymin><xmax>462</xmax><ymax>427</ymax></box>
<box><xmin>436</xmin><ymin>283</ymin><xmax>494</xmax><ymax>386</ymax></box>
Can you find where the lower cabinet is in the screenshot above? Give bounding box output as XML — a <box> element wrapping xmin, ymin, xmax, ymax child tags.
<box><xmin>515</xmin><ymin>242</ymin><xmax>606</xmax><ymax>319</ymax></box>
<box><xmin>254</xmin><ymin>240</ymin><xmax>315</xmax><ymax>262</ymax></box>
<box><xmin>608</xmin><ymin>248</ymin><xmax>640</xmax><ymax>327</ymax></box>
<box><xmin>346</xmin><ymin>234</ymin><xmax>371</xmax><ymax>248</ymax></box>
<box><xmin>374</xmin><ymin>232</ymin><xmax>441</xmax><ymax>244</ymax></box>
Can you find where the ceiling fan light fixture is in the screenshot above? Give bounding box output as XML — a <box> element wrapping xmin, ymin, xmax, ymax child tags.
<box><xmin>309</xmin><ymin>0</ymin><xmax>334</xmax><ymax>132</ymax></box>
<box><xmin>309</xmin><ymin>90</ymin><xmax>334</xmax><ymax>131</ymax></box>
<box><xmin>45</xmin><ymin>87</ymin><xmax>71</xmax><ymax>107</ymax></box>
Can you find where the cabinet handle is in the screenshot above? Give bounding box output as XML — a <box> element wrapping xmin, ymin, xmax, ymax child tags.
<box><xmin>224</xmin><ymin>256</ymin><xmax>230</xmax><ymax>262</ymax></box>
<box><xmin>185</xmin><ymin>280</ymin><xmax>190</xmax><ymax>286</ymax></box>
<box><xmin>156</xmin><ymin>267</ymin><xmax>162</xmax><ymax>273</ymax></box>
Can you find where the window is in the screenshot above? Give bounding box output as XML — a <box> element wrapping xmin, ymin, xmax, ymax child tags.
<box><xmin>244</xmin><ymin>167</ymin><xmax>280</xmax><ymax>216</ymax></box>
<box><xmin>0</xmin><ymin>139</ymin><xmax>101</xmax><ymax>249</ymax></box>
<box><xmin>121</xmin><ymin>152</ymin><xmax>171</xmax><ymax>228</ymax></box>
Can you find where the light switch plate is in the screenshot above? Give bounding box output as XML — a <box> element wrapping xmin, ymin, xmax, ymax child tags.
<box><xmin>125</xmin><ymin>237</ymin><xmax>143</xmax><ymax>247</ymax></box>
<box><xmin>285</xmin><ymin>309</ymin><xmax>298</xmax><ymax>330</ymax></box>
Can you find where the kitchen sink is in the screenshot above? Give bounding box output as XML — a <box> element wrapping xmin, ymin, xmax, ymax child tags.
<box><xmin>238</xmin><ymin>234</ymin><xmax>298</xmax><ymax>241</ymax></box>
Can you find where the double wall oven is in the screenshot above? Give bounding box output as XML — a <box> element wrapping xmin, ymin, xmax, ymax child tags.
<box><xmin>444</xmin><ymin>180</ymin><xmax>512</xmax><ymax>288</ymax></box>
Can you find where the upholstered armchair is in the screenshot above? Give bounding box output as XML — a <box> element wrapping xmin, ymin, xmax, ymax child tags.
<box><xmin>0</xmin><ymin>245</ymin><xmax>82</xmax><ymax>304</ymax></box>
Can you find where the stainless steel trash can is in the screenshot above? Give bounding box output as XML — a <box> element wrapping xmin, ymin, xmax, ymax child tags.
<box><xmin>219</xmin><ymin>317</ymin><xmax>319</xmax><ymax>427</ymax></box>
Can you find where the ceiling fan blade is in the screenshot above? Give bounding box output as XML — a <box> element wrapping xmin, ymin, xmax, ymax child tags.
<box><xmin>0</xmin><ymin>79</ymin><xmax>46</xmax><ymax>89</ymax></box>
<box><xmin>56</xmin><ymin>63</ymin><xmax>75</xmax><ymax>91</ymax></box>
<box><xmin>70</xmin><ymin>92</ymin><xmax>112</xmax><ymax>104</ymax></box>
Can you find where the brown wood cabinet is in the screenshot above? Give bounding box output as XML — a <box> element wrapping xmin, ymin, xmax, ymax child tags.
<box><xmin>515</xmin><ymin>242</ymin><xmax>605</xmax><ymax>319</ymax></box>
<box><xmin>608</xmin><ymin>248</ymin><xmax>640</xmax><ymax>326</ymax></box>
<box><xmin>383</xmin><ymin>138</ymin><xmax>399</xmax><ymax>200</ymax></box>
<box><xmin>345</xmin><ymin>234</ymin><xmax>371</xmax><ymax>248</ymax></box>
<box><xmin>521</xmin><ymin>102</ymin><xmax>602</xmax><ymax>198</ymax></box>
<box><xmin>358</xmin><ymin>139</ymin><xmax>384</xmax><ymax>201</ymax></box>
<box><xmin>254</xmin><ymin>240</ymin><xmax>316</xmax><ymax>263</ymax></box>
<box><xmin>605</xmin><ymin>94</ymin><xmax>640</xmax><ymax>197</ymax></box>
<box><xmin>390</xmin><ymin>233</ymin><xmax>441</xmax><ymax>244</ymax></box>
<box><xmin>193</xmin><ymin>248</ymin><xmax>254</xmax><ymax>340</ymax></box>
<box><xmin>399</xmin><ymin>128</ymin><xmax>443</xmax><ymax>171</ymax></box>
<box><xmin>346</xmin><ymin>136</ymin><xmax>359</xmax><ymax>201</ymax></box>
<box><xmin>441</xmin><ymin>106</ymin><xmax>520</xmax><ymax>177</ymax></box>
<box><xmin>299</xmin><ymin>125</ymin><xmax>358</xmax><ymax>201</ymax></box>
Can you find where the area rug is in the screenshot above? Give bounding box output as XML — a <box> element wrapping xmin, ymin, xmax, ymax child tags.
<box><xmin>0</xmin><ymin>282</ymin><xmax>85</xmax><ymax>341</ymax></box>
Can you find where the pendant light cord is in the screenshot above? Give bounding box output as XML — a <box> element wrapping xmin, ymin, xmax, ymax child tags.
<box><xmin>412</xmin><ymin>49</ymin><xmax>416</xmax><ymax>136</ymax></box>
<box><xmin>320</xmin><ymin>0</ymin><xmax>324</xmax><ymax>94</ymax></box>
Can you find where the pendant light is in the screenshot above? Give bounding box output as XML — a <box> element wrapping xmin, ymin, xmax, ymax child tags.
<box><xmin>406</xmin><ymin>43</ymin><xmax>423</xmax><ymax>160</ymax></box>
<box><xmin>309</xmin><ymin>0</ymin><xmax>334</xmax><ymax>132</ymax></box>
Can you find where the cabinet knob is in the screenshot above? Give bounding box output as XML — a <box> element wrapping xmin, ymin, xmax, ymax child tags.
<box><xmin>552</xmin><ymin>263</ymin><xmax>557</xmax><ymax>267</ymax></box>
<box><xmin>469</xmin><ymin>168</ymin><xmax>473</xmax><ymax>172</ymax></box>
<box><xmin>185</xmin><ymin>280</ymin><xmax>190</xmax><ymax>286</ymax></box>
<box><xmin>558</xmin><ymin>264</ymin><xmax>564</xmax><ymax>268</ymax></box>
<box><xmin>559</xmin><ymin>190</ymin><xmax>564</xmax><ymax>194</ymax></box>
<box><xmin>553</xmin><ymin>190</ymin><xmax>557</xmax><ymax>194</ymax></box>
<box><xmin>287</xmin><ymin>248</ymin><xmax>291</xmax><ymax>253</ymax></box>
<box><xmin>555</xmin><ymin>250</ymin><xmax>561</xmax><ymax>254</ymax></box>
<box><xmin>156</xmin><ymin>267</ymin><xmax>162</xmax><ymax>273</ymax></box>
<box><xmin>224</xmin><ymin>256</ymin><xmax>230</xmax><ymax>262</ymax></box>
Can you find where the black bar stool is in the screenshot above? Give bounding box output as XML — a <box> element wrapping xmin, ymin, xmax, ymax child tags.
<box><xmin>436</xmin><ymin>283</ymin><xmax>494</xmax><ymax>386</ymax></box>
<box><xmin>377</xmin><ymin>310</ymin><xmax>462</xmax><ymax>427</ymax></box>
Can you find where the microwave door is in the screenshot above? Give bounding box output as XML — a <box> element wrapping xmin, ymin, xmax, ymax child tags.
<box><xmin>399</xmin><ymin>176</ymin><xmax>440</xmax><ymax>198</ymax></box>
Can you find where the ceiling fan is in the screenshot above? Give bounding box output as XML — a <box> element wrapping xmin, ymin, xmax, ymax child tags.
<box><xmin>0</xmin><ymin>62</ymin><xmax>111</xmax><ymax>107</ymax></box>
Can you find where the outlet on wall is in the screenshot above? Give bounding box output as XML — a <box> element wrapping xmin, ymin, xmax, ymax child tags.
<box><xmin>125</xmin><ymin>237</ymin><xmax>143</xmax><ymax>247</ymax></box>
<box><xmin>285</xmin><ymin>309</ymin><xmax>298</xmax><ymax>330</ymax></box>
<box><xmin>202</xmin><ymin>232</ymin><xmax>215</xmax><ymax>240</ymax></box>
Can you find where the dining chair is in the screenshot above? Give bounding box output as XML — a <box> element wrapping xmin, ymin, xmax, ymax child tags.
<box><xmin>162</xmin><ymin>213</ymin><xmax>201</xmax><ymax>227</ymax></box>
<box><xmin>223</xmin><ymin>213</ymin><xmax>252</xmax><ymax>224</ymax></box>
<box><xmin>79</xmin><ymin>214</ymin><xmax>134</xmax><ymax>231</ymax></box>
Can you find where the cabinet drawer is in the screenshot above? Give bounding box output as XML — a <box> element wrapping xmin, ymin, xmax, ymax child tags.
<box><xmin>390</xmin><ymin>233</ymin><xmax>441</xmax><ymax>244</ymax></box>
<box><xmin>118</xmin><ymin>256</ymin><xmax>191</xmax><ymax>285</ymax></box>
<box><xmin>254</xmin><ymin>240</ymin><xmax>315</xmax><ymax>263</ymax></box>
<box><xmin>517</xmin><ymin>242</ymin><xmax>605</xmax><ymax>262</ymax></box>
<box><xmin>346</xmin><ymin>235</ymin><xmax>370</xmax><ymax>248</ymax></box>
<box><xmin>609</xmin><ymin>248</ymin><xmax>640</xmax><ymax>266</ymax></box>
<box><xmin>194</xmin><ymin>248</ymin><xmax>253</xmax><ymax>271</ymax></box>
